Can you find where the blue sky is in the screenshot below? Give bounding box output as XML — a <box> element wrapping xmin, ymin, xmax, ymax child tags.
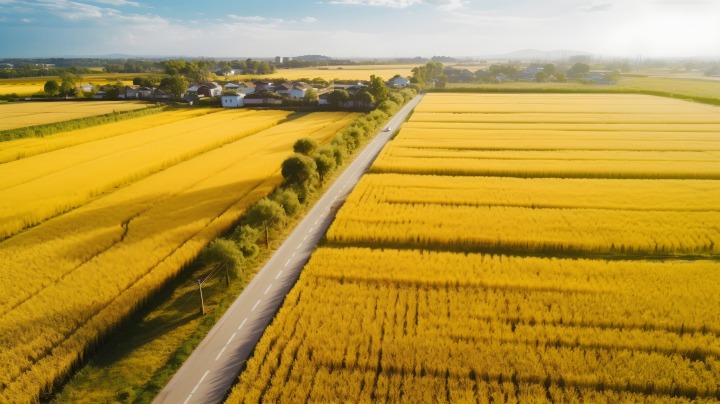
<box><xmin>1</xmin><ymin>0</ymin><xmax>718</xmax><ymax>58</ymax></box>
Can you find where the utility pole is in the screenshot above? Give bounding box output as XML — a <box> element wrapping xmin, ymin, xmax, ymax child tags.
<box><xmin>198</xmin><ymin>279</ymin><xmax>205</xmax><ymax>315</ymax></box>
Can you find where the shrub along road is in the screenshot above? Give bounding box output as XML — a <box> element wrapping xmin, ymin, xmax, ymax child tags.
<box><xmin>153</xmin><ymin>94</ymin><xmax>424</xmax><ymax>404</ymax></box>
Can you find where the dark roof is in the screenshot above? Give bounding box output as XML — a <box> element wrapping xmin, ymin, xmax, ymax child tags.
<box><xmin>276</xmin><ymin>83</ymin><xmax>293</xmax><ymax>90</ymax></box>
<box><xmin>253</xmin><ymin>80</ymin><xmax>272</xmax><ymax>85</ymax></box>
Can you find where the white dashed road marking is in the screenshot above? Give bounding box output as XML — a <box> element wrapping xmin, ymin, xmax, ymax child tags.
<box><xmin>265</xmin><ymin>285</ymin><xmax>272</xmax><ymax>295</ymax></box>
<box><xmin>275</xmin><ymin>270</ymin><xmax>283</xmax><ymax>280</ymax></box>
<box><xmin>252</xmin><ymin>300</ymin><xmax>261</xmax><ymax>311</ymax></box>
<box><xmin>238</xmin><ymin>318</ymin><xmax>247</xmax><ymax>330</ymax></box>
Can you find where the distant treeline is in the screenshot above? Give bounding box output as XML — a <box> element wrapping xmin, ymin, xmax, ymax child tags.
<box><xmin>0</xmin><ymin>65</ymin><xmax>92</xmax><ymax>79</ymax></box>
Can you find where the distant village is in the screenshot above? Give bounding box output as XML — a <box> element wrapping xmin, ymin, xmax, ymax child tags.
<box><xmin>91</xmin><ymin>68</ymin><xmax>409</xmax><ymax>109</ymax></box>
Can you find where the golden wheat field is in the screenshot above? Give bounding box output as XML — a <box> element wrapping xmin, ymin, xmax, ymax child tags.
<box><xmin>226</xmin><ymin>93</ymin><xmax>720</xmax><ymax>404</ymax></box>
<box><xmin>226</xmin><ymin>64</ymin><xmax>417</xmax><ymax>82</ymax></box>
<box><xmin>0</xmin><ymin>110</ymin><xmax>358</xmax><ymax>404</ymax></box>
<box><xmin>0</xmin><ymin>100</ymin><xmax>149</xmax><ymax>130</ymax></box>
<box><xmin>0</xmin><ymin>107</ymin><xmax>217</xmax><ymax>163</ymax></box>
<box><xmin>0</xmin><ymin>76</ymin><xmax>137</xmax><ymax>96</ymax></box>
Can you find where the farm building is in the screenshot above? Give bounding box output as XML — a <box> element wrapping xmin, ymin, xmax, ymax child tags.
<box><xmin>222</xmin><ymin>94</ymin><xmax>245</xmax><ymax>108</ymax></box>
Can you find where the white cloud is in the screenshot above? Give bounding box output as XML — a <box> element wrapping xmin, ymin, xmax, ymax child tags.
<box><xmin>20</xmin><ymin>17</ymin><xmax>30</xmax><ymax>21</ymax></box>
<box><xmin>86</xmin><ymin>0</ymin><xmax>146</xmax><ymax>7</ymax></box>
<box><xmin>228</xmin><ymin>15</ymin><xmax>265</xmax><ymax>21</ymax></box>
<box><xmin>302</xmin><ymin>16</ymin><xmax>318</xmax><ymax>22</ymax></box>
<box><xmin>327</xmin><ymin>0</ymin><xmax>461</xmax><ymax>8</ymax></box>
<box><xmin>328</xmin><ymin>0</ymin><xmax>421</xmax><ymax>7</ymax></box>
<box><xmin>577</xmin><ymin>2</ymin><xmax>613</xmax><ymax>12</ymax></box>
<box><xmin>189</xmin><ymin>19</ymin><xmax>197</xmax><ymax>24</ymax></box>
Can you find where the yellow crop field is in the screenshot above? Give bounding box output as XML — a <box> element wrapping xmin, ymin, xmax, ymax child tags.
<box><xmin>0</xmin><ymin>100</ymin><xmax>149</xmax><ymax>130</ymax></box>
<box><xmin>0</xmin><ymin>108</ymin><xmax>217</xmax><ymax>163</ymax></box>
<box><xmin>225</xmin><ymin>93</ymin><xmax>720</xmax><ymax>404</ymax></box>
<box><xmin>347</xmin><ymin>174</ymin><xmax>720</xmax><ymax>211</ymax></box>
<box><xmin>409</xmin><ymin>112</ymin><xmax>720</xmax><ymax>124</ymax></box>
<box><xmin>0</xmin><ymin>110</ymin><xmax>292</xmax><ymax>239</ymax></box>
<box><xmin>0</xmin><ymin>75</ymin><xmax>138</xmax><ymax>96</ymax></box>
<box><xmin>227</xmin><ymin>248</ymin><xmax>720</xmax><ymax>403</ymax></box>
<box><xmin>328</xmin><ymin>192</ymin><xmax>720</xmax><ymax>253</ymax></box>
<box><xmin>0</xmin><ymin>112</ymin><xmax>358</xmax><ymax>403</ymax></box>
<box><xmin>226</xmin><ymin>64</ymin><xmax>417</xmax><ymax>82</ymax></box>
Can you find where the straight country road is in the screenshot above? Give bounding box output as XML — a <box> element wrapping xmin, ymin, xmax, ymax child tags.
<box><xmin>153</xmin><ymin>94</ymin><xmax>424</xmax><ymax>404</ymax></box>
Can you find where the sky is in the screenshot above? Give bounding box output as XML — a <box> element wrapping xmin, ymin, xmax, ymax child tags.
<box><xmin>0</xmin><ymin>0</ymin><xmax>718</xmax><ymax>59</ymax></box>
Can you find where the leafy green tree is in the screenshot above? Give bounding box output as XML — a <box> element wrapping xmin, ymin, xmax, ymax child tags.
<box><xmin>367</xmin><ymin>75</ymin><xmax>388</xmax><ymax>103</ymax></box>
<box><xmin>269</xmin><ymin>188</ymin><xmax>301</xmax><ymax>217</ymax></box>
<box><xmin>437</xmin><ymin>75</ymin><xmax>448</xmax><ymax>86</ymax></box>
<box><xmin>246</xmin><ymin>199</ymin><xmax>286</xmax><ymax>248</ymax></box>
<box><xmin>313</xmin><ymin>146</ymin><xmax>337</xmax><ymax>183</ymax></box>
<box><xmin>555</xmin><ymin>72</ymin><xmax>567</xmax><ymax>82</ymax></box>
<box><xmin>133</xmin><ymin>77</ymin><xmax>144</xmax><ymax>85</ymax></box>
<box><xmin>198</xmin><ymin>238</ymin><xmax>245</xmax><ymax>280</ymax></box>
<box><xmin>574</xmin><ymin>73</ymin><xmax>584</xmax><ymax>80</ymax></box>
<box><xmin>163</xmin><ymin>60</ymin><xmax>187</xmax><ymax>76</ymax></box>
<box><xmin>160</xmin><ymin>76</ymin><xmax>189</xmax><ymax>97</ymax></box>
<box><xmin>44</xmin><ymin>80</ymin><xmax>59</xmax><ymax>96</ymax></box>
<box><xmin>411</xmin><ymin>66</ymin><xmax>427</xmax><ymax>84</ymax></box>
<box><xmin>303</xmin><ymin>88</ymin><xmax>319</xmax><ymax>101</ymax></box>
<box><xmin>535</xmin><ymin>72</ymin><xmax>548</xmax><ymax>82</ymax></box>
<box><xmin>59</xmin><ymin>81</ymin><xmax>76</xmax><ymax>97</ymax></box>
<box><xmin>230</xmin><ymin>225</ymin><xmax>260</xmax><ymax>258</ymax></box>
<box><xmin>327</xmin><ymin>89</ymin><xmax>350</xmax><ymax>106</ymax></box>
<box><xmin>569</xmin><ymin>62</ymin><xmax>591</xmax><ymax>76</ymax></box>
<box><xmin>282</xmin><ymin>153</ymin><xmax>318</xmax><ymax>184</ymax></box>
<box><xmin>293</xmin><ymin>137</ymin><xmax>319</xmax><ymax>156</ymax></box>
<box><xmin>542</xmin><ymin>64</ymin><xmax>556</xmax><ymax>76</ymax></box>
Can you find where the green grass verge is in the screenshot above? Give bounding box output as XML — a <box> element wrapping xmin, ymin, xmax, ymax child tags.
<box><xmin>0</xmin><ymin>104</ymin><xmax>168</xmax><ymax>142</ymax></box>
<box><xmin>48</xmin><ymin>109</ymin><xmax>403</xmax><ymax>404</ymax></box>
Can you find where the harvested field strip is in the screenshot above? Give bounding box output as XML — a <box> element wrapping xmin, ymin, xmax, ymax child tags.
<box><xmin>0</xmin><ymin>111</ymin><xmax>291</xmax><ymax>239</ymax></box>
<box><xmin>413</xmin><ymin>104</ymin><xmax>710</xmax><ymax>114</ymax></box>
<box><xmin>226</xmin><ymin>247</ymin><xmax>720</xmax><ymax>404</ymax></box>
<box><xmin>399</xmin><ymin>127</ymin><xmax>720</xmax><ymax>141</ymax></box>
<box><xmin>0</xmin><ymin>109</ymin><xmax>266</xmax><ymax>190</ymax></box>
<box><xmin>408</xmin><ymin>112</ymin><xmax>720</xmax><ymax>124</ymax></box>
<box><xmin>388</xmin><ymin>148</ymin><xmax>720</xmax><ymax>162</ymax></box>
<box><xmin>327</xmin><ymin>199</ymin><xmax>720</xmax><ymax>253</ymax></box>
<box><xmin>404</xmin><ymin>121</ymin><xmax>720</xmax><ymax>132</ymax></box>
<box><xmin>350</xmin><ymin>174</ymin><xmax>720</xmax><ymax>212</ymax></box>
<box><xmin>0</xmin><ymin>101</ymin><xmax>149</xmax><ymax>130</ymax></box>
<box><xmin>0</xmin><ymin>108</ymin><xmax>218</xmax><ymax>164</ymax></box>
<box><xmin>371</xmin><ymin>154</ymin><xmax>720</xmax><ymax>179</ymax></box>
<box><xmin>0</xmin><ymin>112</ymin><xmax>359</xmax><ymax>403</ymax></box>
<box><xmin>392</xmin><ymin>138</ymin><xmax>720</xmax><ymax>152</ymax></box>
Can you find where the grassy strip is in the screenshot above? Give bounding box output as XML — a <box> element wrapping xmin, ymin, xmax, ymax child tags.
<box><xmin>0</xmin><ymin>104</ymin><xmax>169</xmax><ymax>142</ymax></box>
<box><xmin>48</xmin><ymin>104</ymin><xmax>411</xmax><ymax>404</ymax></box>
<box><xmin>426</xmin><ymin>86</ymin><xmax>720</xmax><ymax>106</ymax></box>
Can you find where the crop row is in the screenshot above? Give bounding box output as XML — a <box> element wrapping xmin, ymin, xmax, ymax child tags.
<box><xmin>226</xmin><ymin>247</ymin><xmax>720</xmax><ymax>404</ymax></box>
<box><xmin>408</xmin><ymin>112</ymin><xmax>720</xmax><ymax>124</ymax></box>
<box><xmin>346</xmin><ymin>174</ymin><xmax>720</xmax><ymax>211</ymax></box>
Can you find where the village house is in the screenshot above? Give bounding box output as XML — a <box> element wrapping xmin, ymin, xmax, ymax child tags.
<box><xmin>275</xmin><ymin>82</ymin><xmax>309</xmax><ymax>99</ymax></box>
<box><xmin>118</xmin><ymin>85</ymin><xmax>152</xmax><ymax>99</ymax></box>
<box><xmin>253</xmin><ymin>80</ymin><xmax>274</xmax><ymax>92</ymax></box>
<box><xmin>222</xmin><ymin>94</ymin><xmax>245</xmax><ymax>108</ymax></box>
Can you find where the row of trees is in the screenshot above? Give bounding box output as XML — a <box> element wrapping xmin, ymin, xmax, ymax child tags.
<box><xmin>0</xmin><ymin>65</ymin><xmax>91</xmax><ymax>79</ymax></box>
<box><xmin>197</xmin><ymin>83</ymin><xmax>420</xmax><ymax>276</ymax></box>
<box><xmin>410</xmin><ymin>62</ymin><xmax>446</xmax><ymax>85</ymax></box>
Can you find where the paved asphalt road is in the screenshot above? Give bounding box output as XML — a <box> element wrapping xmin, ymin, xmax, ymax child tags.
<box><xmin>153</xmin><ymin>94</ymin><xmax>424</xmax><ymax>404</ymax></box>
